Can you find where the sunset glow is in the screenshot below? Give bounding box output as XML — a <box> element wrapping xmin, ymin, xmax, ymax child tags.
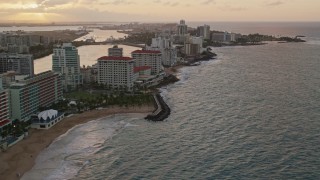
<box><xmin>0</xmin><ymin>0</ymin><xmax>319</xmax><ymax>23</ymax></box>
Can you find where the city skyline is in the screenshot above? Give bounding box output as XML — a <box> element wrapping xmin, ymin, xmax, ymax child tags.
<box><xmin>0</xmin><ymin>0</ymin><xmax>319</xmax><ymax>23</ymax></box>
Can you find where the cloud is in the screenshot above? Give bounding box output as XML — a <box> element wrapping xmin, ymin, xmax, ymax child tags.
<box><xmin>219</xmin><ymin>5</ymin><xmax>246</xmax><ymax>11</ymax></box>
<box><xmin>202</xmin><ymin>0</ymin><xmax>215</xmax><ymax>5</ymax></box>
<box><xmin>265</xmin><ymin>0</ymin><xmax>284</xmax><ymax>6</ymax></box>
<box><xmin>98</xmin><ymin>0</ymin><xmax>135</xmax><ymax>5</ymax></box>
<box><xmin>162</xmin><ymin>1</ymin><xmax>180</xmax><ymax>7</ymax></box>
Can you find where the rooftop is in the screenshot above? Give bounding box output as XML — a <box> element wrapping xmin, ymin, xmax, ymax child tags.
<box><xmin>132</xmin><ymin>50</ymin><xmax>161</xmax><ymax>54</ymax></box>
<box><xmin>98</xmin><ymin>56</ymin><xmax>133</xmax><ymax>61</ymax></box>
<box><xmin>134</xmin><ymin>66</ymin><xmax>152</xmax><ymax>73</ymax></box>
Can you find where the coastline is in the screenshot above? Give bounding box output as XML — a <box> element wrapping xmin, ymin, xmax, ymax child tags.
<box><xmin>0</xmin><ymin>105</ymin><xmax>154</xmax><ymax>180</ymax></box>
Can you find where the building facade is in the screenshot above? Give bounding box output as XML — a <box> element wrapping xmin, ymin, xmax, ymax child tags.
<box><xmin>0</xmin><ymin>53</ymin><xmax>34</xmax><ymax>76</ymax></box>
<box><xmin>197</xmin><ymin>25</ymin><xmax>211</xmax><ymax>40</ymax></box>
<box><xmin>52</xmin><ymin>43</ymin><xmax>82</xmax><ymax>91</ymax></box>
<box><xmin>185</xmin><ymin>36</ymin><xmax>204</xmax><ymax>56</ymax></box>
<box><xmin>0</xmin><ymin>84</ymin><xmax>10</xmax><ymax>129</ymax></box>
<box><xmin>132</xmin><ymin>50</ymin><xmax>162</xmax><ymax>75</ymax></box>
<box><xmin>9</xmin><ymin>71</ymin><xmax>62</xmax><ymax>121</ymax></box>
<box><xmin>108</xmin><ymin>45</ymin><xmax>123</xmax><ymax>57</ymax></box>
<box><xmin>97</xmin><ymin>56</ymin><xmax>134</xmax><ymax>91</ymax></box>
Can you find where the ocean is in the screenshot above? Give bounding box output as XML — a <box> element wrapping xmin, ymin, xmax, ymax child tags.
<box><xmin>21</xmin><ymin>22</ymin><xmax>320</xmax><ymax>179</ymax></box>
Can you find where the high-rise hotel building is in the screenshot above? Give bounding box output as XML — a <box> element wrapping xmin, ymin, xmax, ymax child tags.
<box><xmin>52</xmin><ymin>43</ymin><xmax>82</xmax><ymax>91</ymax></box>
<box><xmin>97</xmin><ymin>56</ymin><xmax>134</xmax><ymax>91</ymax></box>
<box><xmin>9</xmin><ymin>71</ymin><xmax>62</xmax><ymax>121</ymax></box>
<box><xmin>131</xmin><ymin>50</ymin><xmax>162</xmax><ymax>75</ymax></box>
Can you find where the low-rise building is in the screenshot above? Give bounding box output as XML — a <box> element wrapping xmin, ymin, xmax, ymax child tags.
<box><xmin>31</xmin><ymin>109</ymin><xmax>65</xmax><ymax>129</ymax></box>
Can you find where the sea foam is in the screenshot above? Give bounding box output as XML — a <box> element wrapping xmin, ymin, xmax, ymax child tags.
<box><xmin>22</xmin><ymin>115</ymin><xmax>137</xmax><ymax>180</ymax></box>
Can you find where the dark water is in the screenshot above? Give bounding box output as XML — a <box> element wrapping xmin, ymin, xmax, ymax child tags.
<box><xmin>21</xmin><ymin>23</ymin><xmax>320</xmax><ymax>179</ymax></box>
<box><xmin>70</xmin><ymin>42</ymin><xmax>320</xmax><ymax>179</ymax></box>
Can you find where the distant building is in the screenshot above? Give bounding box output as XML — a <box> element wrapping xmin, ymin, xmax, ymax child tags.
<box><xmin>177</xmin><ymin>20</ymin><xmax>188</xmax><ymax>36</ymax></box>
<box><xmin>52</xmin><ymin>43</ymin><xmax>82</xmax><ymax>91</ymax></box>
<box><xmin>231</xmin><ymin>33</ymin><xmax>242</xmax><ymax>42</ymax></box>
<box><xmin>211</xmin><ymin>32</ymin><xmax>241</xmax><ymax>42</ymax></box>
<box><xmin>175</xmin><ymin>20</ymin><xmax>189</xmax><ymax>44</ymax></box>
<box><xmin>147</xmin><ymin>37</ymin><xmax>177</xmax><ymax>66</ymax></box>
<box><xmin>132</xmin><ymin>50</ymin><xmax>162</xmax><ymax>75</ymax></box>
<box><xmin>108</xmin><ymin>45</ymin><xmax>123</xmax><ymax>57</ymax></box>
<box><xmin>9</xmin><ymin>71</ymin><xmax>62</xmax><ymax>121</ymax></box>
<box><xmin>0</xmin><ymin>71</ymin><xmax>16</xmax><ymax>89</ymax></box>
<box><xmin>80</xmin><ymin>65</ymin><xmax>98</xmax><ymax>84</ymax></box>
<box><xmin>97</xmin><ymin>56</ymin><xmax>135</xmax><ymax>91</ymax></box>
<box><xmin>197</xmin><ymin>25</ymin><xmax>211</xmax><ymax>40</ymax></box>
<box><xmin>185</xmin><ymin>36</ymin><xmax>204</xmax><ymax>56</ymax></box>
<box><xmin>0</xmin><ymin>53</ymin><xmax>34</xmax><ymax>76</ymax></box>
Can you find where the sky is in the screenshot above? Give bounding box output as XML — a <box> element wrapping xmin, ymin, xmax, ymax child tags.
<box><xmin>0</xmin><ymin>0</ymin><xmax>319</xmax><ymax>23</ymax></box>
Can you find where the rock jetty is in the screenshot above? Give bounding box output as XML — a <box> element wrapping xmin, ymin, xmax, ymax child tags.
<box><xmin>145</xmin><ymin>93</ymin><xmax>171</xmax><ymax>121</ymax></box>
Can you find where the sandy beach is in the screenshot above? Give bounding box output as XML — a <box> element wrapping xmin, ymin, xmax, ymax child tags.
<box><xmin>0</xmin><ymin>105</ymin><xmax>154</xmax><ymax>180</ymax></box>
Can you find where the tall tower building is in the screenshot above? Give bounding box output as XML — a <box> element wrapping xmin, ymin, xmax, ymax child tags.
<box><xmin>52</xmin><ymin>43</ymin><xmax>82</xmax><ymax>91</ymax></box>
<box><xmin>177</xmin><ymin>20</ymin><xmax>188</xmax><ymax>36</ymax></box>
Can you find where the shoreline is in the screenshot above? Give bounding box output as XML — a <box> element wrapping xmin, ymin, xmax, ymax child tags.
<box><xmin>0</xmin><ymin>105</ymin><xmax>154</xmax><ymax>180</ymax></box>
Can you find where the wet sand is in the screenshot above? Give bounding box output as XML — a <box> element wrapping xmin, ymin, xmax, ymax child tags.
<box><xmin>0</xmin><ymin>105</ymin><xmax>154</xmax><ymax>180</ymax></box>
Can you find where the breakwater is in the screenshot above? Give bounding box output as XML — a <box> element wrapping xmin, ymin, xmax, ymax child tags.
<box><xmin>145</xmin><ymin>93</ymin><xmax>171</xmax><ymax>121</ymax></box>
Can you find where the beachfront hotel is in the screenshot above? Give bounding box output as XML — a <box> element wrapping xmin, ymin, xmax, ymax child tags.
<box><xmin>0</xmin><ymin>80</ymin><xmax>11</xmax><ymax>136</ymax></box>
<box><xmin>52</xmin><ymin>43</ymin><xmax>82</xmax><ymax>91</ymax></box>
<box><xmin>97</xmin><ymin>56</ymin><xmax>135</xmax><ymax>91</ymax></box>
<box><xmin>9</xmin><ymin>71</ymin><xmax>63</xmax><ymax>122</ymax></box>
<box><xmin>0</xmin><ymin>53</ymin><xmax>34</xmax><ymax>77</ymax></box>
<box><xmin>131</xmin><ymin>50</ymin><xmax>163</xmax><ymax>75</ymax></box>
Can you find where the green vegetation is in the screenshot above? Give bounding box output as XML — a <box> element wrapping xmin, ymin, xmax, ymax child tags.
<box><xmin>122</xmin><ymin>32</ymin><xmax>155</xmax><ymax>46</ymax></box>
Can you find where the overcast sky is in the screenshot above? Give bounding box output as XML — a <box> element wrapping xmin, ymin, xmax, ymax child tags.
<box><xmin>0</xmin><ymin>0</ymin><xmax>319</xmax><ymax>23</ymax></box>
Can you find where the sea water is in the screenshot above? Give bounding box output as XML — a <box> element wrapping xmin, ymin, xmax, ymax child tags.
<box><xmin>23</xmin><ymin>23</ymin><xmax>320</xmax><ymax>179</ymax></box>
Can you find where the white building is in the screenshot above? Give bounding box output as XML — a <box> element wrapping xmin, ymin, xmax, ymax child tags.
<box><xmin>185</xmin><ymin>36</ymin><xmax>204</xmax><ymax>56</ymax></box>
<box><xmin>31</xmin><ymin>109</ymin><xmax>65</xmax><ymax>129</ymax></box>
<box><xmin>52</xmin><ymin>43</ymin><xmax>82</xmax><ymax>91</ymax></box>
<box><xmin>211</xmin><ymin>32</ymin><xmax>241</xmax><ymax>42</ymax></box>
<box><xmin>97</xmin><ymin>56</ymin><xmax>134</xmax><ymax>91</ymax></box>
<box><xmin>147</xmin><ymin>37</ymin><xmax>177</xmax><ymax>67</ymax></box>
<box><xmin>132</xmin><ymin>50</ymin><xmax>162</xmax><ymax>75</ymax></box>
